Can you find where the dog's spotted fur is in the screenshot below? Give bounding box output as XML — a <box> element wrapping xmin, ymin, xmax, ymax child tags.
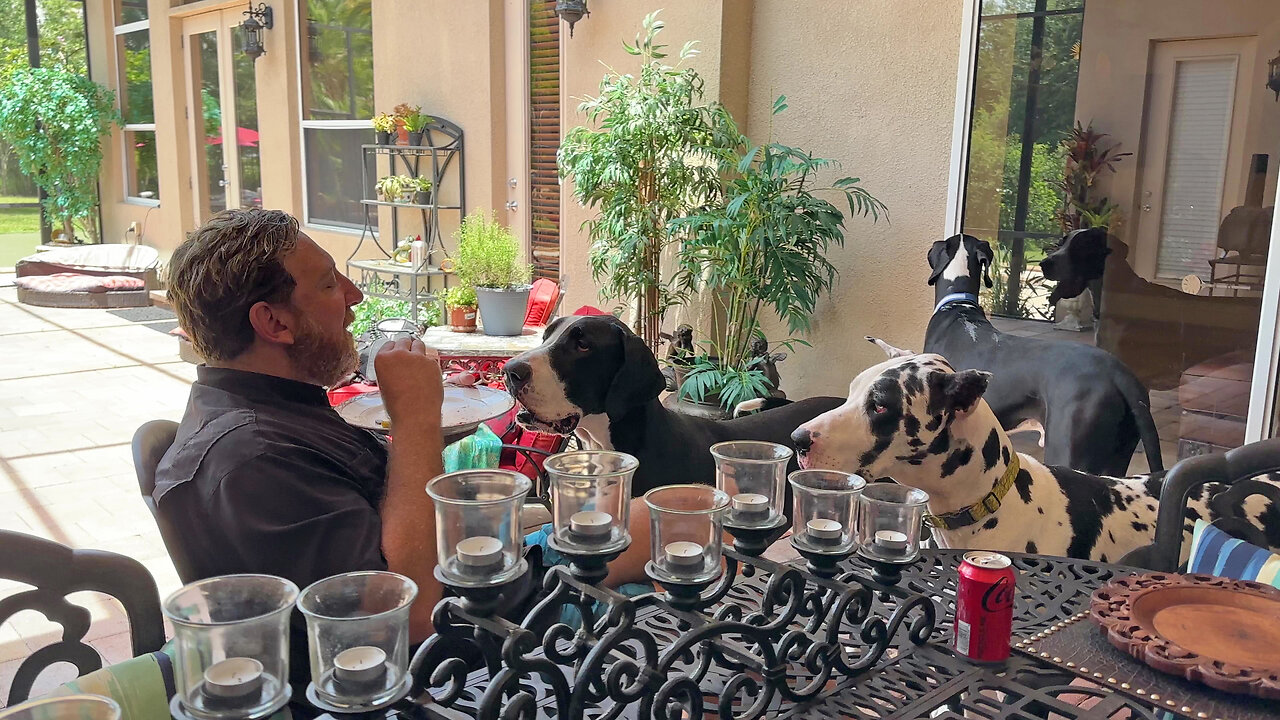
<box><xmin>792</xmin><ymin>352</ymin><xmax>1280</xmax><ymax>561</ymax></box>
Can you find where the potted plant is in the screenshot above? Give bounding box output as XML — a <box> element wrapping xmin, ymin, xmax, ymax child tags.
<box><xmin>397</xmin><ymin>104</ymin><xmax>432</xmax><ymax>147</ymax></box>
<box><xmin>443</xmin><ymin>286</ymin><xmax>478</xmax><ymax>333</ymax></box>
<box><xmin>410</xmin><ymin>175</ymin><xmax>433</xmax><ymax>205</ymax></box>
<box><xmin>453</xmin><ymin>210</ymin><xmax>532</xmax><ymax>336</ymax></box>
<box><xmin>375</xmin><ymin>175</ymin><xmax>409</xmax><ymax>203</ymax></box>
<box><xmin>371</xmin><ymin>112</ymin><xmax>396</xmax><ymax>145</ymax></box>
<box><xmin>671</xmin><ymin>95</ymin><xmax>887</xmax><ymax>415</ymax></box>
<box><xmin>558</xmin><ymin>11</ymin><xmax>728</xmax><ymax>350</ymax></box>
<box><xmin>0</xmin><ymin>66</ymin><xmax>119</xmax><ymax>243</ymax></box>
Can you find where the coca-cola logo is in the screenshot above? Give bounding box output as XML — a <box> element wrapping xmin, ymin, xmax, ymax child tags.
<box><xmin>981</xmin><ymin>576</ymin><xmax>1014</xmax><ymax>612</ymax></box>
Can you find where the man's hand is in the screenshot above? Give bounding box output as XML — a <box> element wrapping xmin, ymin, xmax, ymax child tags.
<box><xmin>374</xmin><ymin>337</ymin><xmax>443</xmax><ymax>426</ymax></box>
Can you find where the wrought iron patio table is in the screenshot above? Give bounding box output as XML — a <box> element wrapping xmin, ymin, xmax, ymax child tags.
<box><xmin>403</xmin><ymin>549</ymin><xmax>1274</xmax><ymax>720</ymax></box>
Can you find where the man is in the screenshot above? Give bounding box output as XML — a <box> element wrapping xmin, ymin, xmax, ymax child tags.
<box><xmin>155</xmin><ymin>209</ymin><xmax>653</xmax><ymax>690</ymax></box>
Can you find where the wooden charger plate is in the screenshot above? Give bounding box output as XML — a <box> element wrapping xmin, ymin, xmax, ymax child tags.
<box><xmin>1090</xmin><ymin>573</ymin><xmax>1280</xmax><ymax>699</ymax></box>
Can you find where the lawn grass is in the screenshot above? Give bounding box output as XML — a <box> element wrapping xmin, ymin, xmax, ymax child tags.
<box><xmin>0</xmin><ymin>232</ymin><xmax>40</xmax><ymax>268</ymax></box>
<box><xmin>0</xmin><ymin>195</ymin><xmax>40</xmax><ymax>234</ymax></box>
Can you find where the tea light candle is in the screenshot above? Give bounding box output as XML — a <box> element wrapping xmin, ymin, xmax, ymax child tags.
<box><xmin>874</xmin><ymin>529</ymin><xmax>909</xmax><ymax>552</ymax></box>
<box><xmin>663</xmin><ymin>541</ymin><xmax>705</xmax><ymax>568</ymax></box>
<box><xmin>807</xmin><ymin>518</ymin><xmax>844</xmax><ymax>544</ymax></box>
<box><xmin>569</xmin><ymin>510</ymin><xmax>613</xmax><ymax>539</ymax></box>
<box><xmin>456</xmin><ymin>536</ymin><xmax>504</xmax><ymax>567</ymax></box>
<box><xmin>333</xmin><ymin>645</ymin><xmax>387</xmax><ymax>685</ymax></box>
<box><xmin>731</xmin><ymin>493</ymin><xmax>770</xmax><ymax>519</ymax></box>
<box><xmin>203</xmin><ymin>657</ymin><xmax>263</xmax><ymax>699</ymax></box>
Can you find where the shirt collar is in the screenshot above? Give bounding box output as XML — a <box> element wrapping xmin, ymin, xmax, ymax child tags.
<box><xmin>196</xmin><ymin>366</ymin><xmax>331</xmax><ymax>408</ymax></box>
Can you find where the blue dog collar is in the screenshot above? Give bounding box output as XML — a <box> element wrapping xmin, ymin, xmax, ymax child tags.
<box><xmin>934</xmin><ymin>292</ymin><xmax>979</xmax><ymax>314</ymax></box>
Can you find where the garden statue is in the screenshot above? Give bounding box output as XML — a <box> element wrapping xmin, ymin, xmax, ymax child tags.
<box><xmin>749</xmin><ymin>336</ymin><xmax>787</xmax><ymax>399</ymax></box>
<box><xmin>661</xmin><ymin>323</ymin><xmax>695</xmax><ymax>391</ymax></box>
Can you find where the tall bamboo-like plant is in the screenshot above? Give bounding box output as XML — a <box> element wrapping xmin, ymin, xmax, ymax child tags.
<box><xmin>558</xmin><ymin>11</ymin><xmax>731</xmax><ymax>349</ymax></box>
<box><xmin>1057</xmin><ymin>121</ymin><xmax>1130</xmax><ymax>233</ymax></box>
<box><xmin>673</xmin><ymin>97</ymin><xmax>887</xmax><ymax>409</ymax></box>
<box><xmin>0</xmin><ymin>66</ymin><xmax>119</xmax><ymax>243</ymax></box>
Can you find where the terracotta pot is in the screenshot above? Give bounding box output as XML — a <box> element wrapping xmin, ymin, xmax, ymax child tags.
<box><xmin>449</xmin><ymin>305</ymin><xmax>477</xmax><ymax>333</ymax></box>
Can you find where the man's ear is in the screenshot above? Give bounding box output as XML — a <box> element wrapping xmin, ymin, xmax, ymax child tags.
<box><xmin>605</xmin><ymin>331</ymin><xmax>665</xmax><ymax>418</ymax></box>
<box><xmin>928</xmin><ymin>369</ymin><xmax>992</xmax><ymax>418</ymax></box>
<box><xmin>247</xmin><ymin>301</ymin><xmax>296</xmax><ymax>346</ymax></box>
<box><xmin>541</xmin><ymin>316</ymin><xmax>567</xmax><ymax>342</ymax></box>
<box><xmin>927</xmin><ymin>238</ymin><xmax>955</xmax><ymax>286</ymax></box>
<box><xmin>976</xmin><ymin>239</ymin><xmax>994</xmax><ymax>288</ymax></box>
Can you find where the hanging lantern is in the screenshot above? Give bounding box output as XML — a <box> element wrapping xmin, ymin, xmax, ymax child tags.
<box><xmin>242</xmin><ymin>3</ymin><xmax>274</xmax><ymax>61</ymax></box>
<box><xmin>1267</xmin><ymin>49</ymin><xmax>1280</xmax><ymax>101</ymax></box>
<box><xmin>555</xmin><ymin>0</ymin><xmax>589</xmax><ymax>38</ymax></box>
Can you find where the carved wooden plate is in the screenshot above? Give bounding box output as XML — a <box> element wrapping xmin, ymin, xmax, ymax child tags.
<box><xmin>1090</xmin><ymin>573</ymin><xmax>1280</xmax><ymax>699</ymax></box>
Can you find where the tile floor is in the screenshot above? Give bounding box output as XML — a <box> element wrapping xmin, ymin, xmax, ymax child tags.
<box><xmin>0</xmin><ymin>280</ymin><xmax>194</xmax><ymax>703</ymax></box>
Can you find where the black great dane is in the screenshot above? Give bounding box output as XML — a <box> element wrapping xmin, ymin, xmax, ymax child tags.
<box><xmin>503</xmin><ymin>315</ymin><xmax>843</xmax><ymax>495</ymax></box>
<box><xmin>920</xmin><ymin>234</ymin><xmax>1163</xmax><ymax>476</ymax></box>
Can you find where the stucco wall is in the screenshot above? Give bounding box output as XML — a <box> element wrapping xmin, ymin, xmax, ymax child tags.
<box><xmin>1076</xmin><ymin>0</ymin><xmax>1280</xmax><ymax>276</ymax></box>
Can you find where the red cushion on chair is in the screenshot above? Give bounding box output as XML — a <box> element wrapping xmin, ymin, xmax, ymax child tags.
<box><xmin>523</xmin><ymin>278</ymin><xmax>560</xmax><ymax>327</ymax></box>
<box><xmin>572</xmin><ymin>305</ymin><xmax>608</xmax><ymax>316</ymax></box>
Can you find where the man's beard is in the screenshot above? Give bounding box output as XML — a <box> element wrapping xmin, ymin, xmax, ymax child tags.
<box><xmin>288</xmin><ymin>311</ymin><xmax>358</xmax><ymax>387</ymax></box>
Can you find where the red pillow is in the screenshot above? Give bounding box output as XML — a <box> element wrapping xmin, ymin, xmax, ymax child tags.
<box><xmin>523</xmin><ymin>278</ymin><xmax>559</xmax><ymax>327</ymax></box>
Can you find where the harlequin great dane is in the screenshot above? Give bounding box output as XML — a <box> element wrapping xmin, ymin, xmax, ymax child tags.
<box><xmin>789</xmin><ymin>344</ymin><xmax>1280</xmax><ymax>561</ymax></box>
<box><xmin>924</xmin><ymin>233</ymin><xmax>1163</xmax><ymax>476</ymax></box>
<box><xmin>503</xmin><ymin>315</ymin><xmax>843</xmax><ymax>495</ymax></box>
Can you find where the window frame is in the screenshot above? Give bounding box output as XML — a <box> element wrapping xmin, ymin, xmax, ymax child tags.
<box><xmin>114</xmin><ymin>15</ymin><xmax>158</xmax><ymax>206</ymax></box>
<box><xmin>294</xmin><ymin>0</ymin><xmax>375</xmax><ymax>235</ymax></box>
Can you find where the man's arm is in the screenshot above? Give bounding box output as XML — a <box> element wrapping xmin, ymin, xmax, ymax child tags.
<box><xmin>374</xmin><ymin>337</ymin><xmax>445</xmax><ymax>642</ymax></box>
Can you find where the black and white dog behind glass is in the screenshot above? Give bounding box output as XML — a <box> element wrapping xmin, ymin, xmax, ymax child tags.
<box><xmin>921</xmin><ymin>234</ymin><xmax>1163</xmax><ymax>476</ymax></box>
<box><xmin>790</xmin><ymin>353</ymin><xmax>1278</xmax><ymax>561</ymax></box>
<box><xmin>503</xmin><ymin>315</ymin><xmax>844</xmax><ymax>495</ymax></box>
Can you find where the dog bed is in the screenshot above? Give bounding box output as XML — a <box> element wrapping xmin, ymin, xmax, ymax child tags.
<box><xmin>15</xmin><ymin>244</ymin><xmax>158</xmax><ymax>309</ymax></box>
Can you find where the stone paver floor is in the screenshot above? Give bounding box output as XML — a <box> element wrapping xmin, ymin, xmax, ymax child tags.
<box><xmin>0</xmin><ymin>280</ymin><xmax>194</xmax><ymax>703</ymax></box>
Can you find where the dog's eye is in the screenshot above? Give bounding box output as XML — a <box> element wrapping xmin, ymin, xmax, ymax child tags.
<box><xmin>575</xmin><ymin>339</ymin><xmax>590</xmax><ymax>352</ymax></box>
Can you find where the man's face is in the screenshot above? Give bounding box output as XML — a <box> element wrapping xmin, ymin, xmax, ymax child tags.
<box><xmin>281</xmin><ymin>234</ymin><xmax>364</xmax><ymax>386</ymax></box>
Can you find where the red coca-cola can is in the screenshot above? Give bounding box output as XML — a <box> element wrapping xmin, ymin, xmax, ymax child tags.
<box><xmin>954</xmin><ymin>550</ymin><xmax>1015</xmax><ymax>663</ymax></box>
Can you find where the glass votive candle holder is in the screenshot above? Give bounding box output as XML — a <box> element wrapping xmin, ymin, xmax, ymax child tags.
<box><xmin>297</xmin><ymin>571</ymin><xmax>418</xmax><ymax>711</ymax></box>
<box><xmin>426</xmin><ymin>469</ymin><xmax>531</xmax><ymax>588</ymax></box>
<box><xmin>789</xmin><ymin>469</ymin><xmax>866</xmax><ymax>555</ymax></box>
<box><xmin>643</xmin><ymin>484</ymin><xmax>729</xmax><ymax>584</ymax></box>
<box><xmin>0</xmin><ymin>695</ymin><xmax>121</xmax><ymax>720</ymax></box>
<box><xmin>162</xmin><ymin>574</ymin><xmax>298</xmax><ymax>720</ymax></box>
<box><xmin>710</xmin><ymin>441</ymin><xmax>793</xmax><ymax>529</ymax></box>
<box><xmin>857</xmin><ymin>483</ymin><xmax>930</xmax><ymax>563</ymax></box>
<box><xmin>547</xmin><ymin>450</ymin><xmax>638</xmax><ymax>554</ymax></box>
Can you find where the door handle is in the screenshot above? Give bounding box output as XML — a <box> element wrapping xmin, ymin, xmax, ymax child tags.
<box><xmin>218</xmin><ymin>179</ymin><xmax>228</xmax><ymax>187</ymax></box>
<box><xmin>505</xmin><ymin>200</ymin><xmax>518</xmax><ymax>211</ymax></box>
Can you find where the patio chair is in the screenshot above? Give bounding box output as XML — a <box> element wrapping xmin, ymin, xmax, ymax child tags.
<box><xmin>130</xmin><ymin>420</ymin><xmax>199</xmax><ymax>584</ymax></box>
<box><xmin>0</xmin><ymin>530</ymin><xmax>165</xmax><ymax>704</ymax></box>
<box><xmin>1119</xmin><ymin>437</ymin><xmax>1280</xmax><ymax>572</ymax></box>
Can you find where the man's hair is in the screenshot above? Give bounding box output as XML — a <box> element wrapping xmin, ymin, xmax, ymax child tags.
<box><xmin>168</xmin><ymin>209</ymin><xmax>301</xmax><ymax>361</ymax></box>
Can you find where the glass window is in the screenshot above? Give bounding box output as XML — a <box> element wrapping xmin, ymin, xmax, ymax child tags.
<box><xmin>298</xmin><ymin>0</ymin><xmax>375</xmax><ymax>229</ymax></box>
<box><xmin>233</xmin><ymin>25</ymin><xmax>262</xmax><ymax>209</ymax></box>
<box><xmin>115</xmin><ymin>2</ymin><xmax>157</xmax><ymax>201</ymax></box>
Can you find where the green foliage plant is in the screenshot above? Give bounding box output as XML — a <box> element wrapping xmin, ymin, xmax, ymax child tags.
<box><xmin>410</xmin><ymin>175</ymin><xmax>433</xmax><ymax>193</ymax></box>
<box><xmin>1057</xmin><ymin>121</ymin><xmax>1130</xmax><ymax>232</ymax></box>
<box><xmin>0</xmin><ymin>66</ymin><xmax>119</xmax><ymax>242</ymax></box>
<box><xmin>397</xmin><ymin>104</ymin><xmax>431</xmax><ymax>133</ymax></box>
<box><xmin>453</xmin><ymin>210</ymin><xmax>531</xmax><ymax>290</ymax></box>
<box><xmin>371</xmin><ymin>112</ymin><xmax>396</xmax><ymax>133</ymax></box>
<box><xmin>443</xmin><ymin>285</ymin><xmax>478</xmax><ymax>309</ymax></box>
<box><xmin>349</xmin><ymin>279</ymin><xmax>441</xmax><ymax>337</ymax></box>
<box><xmin>672</xmin><ymin>96</ymin><xmax>887</xmax><ymax>409</ymax></box>
<box><xmin>558</xmin><ymin>11</ymin><xmax>731</xmax><ymax>350</ymax></box>
<box><xmin>375</xmin><ymin>175</ymin><xmax>410</xmax><ymax>202</ymax></box>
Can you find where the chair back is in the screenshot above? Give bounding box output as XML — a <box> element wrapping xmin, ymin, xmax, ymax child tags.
<box><xmin>131</xmin><ymin>420</ymin><xmax>199</xmax><ymax>583</ymax></box>
<box><xmin>0</xmin><ymin>530</ymin><xmax>165</xmax><ymax>704</ymax></box>
<box><xmin>523</xmin><ymin>278</ymin><xmax>563</xmax><ymax>327</ymax></box>
<box><xmin>1120</xmin><ymin>437</ymin><xmax>1280</xmax><ymax>571</ymax></box>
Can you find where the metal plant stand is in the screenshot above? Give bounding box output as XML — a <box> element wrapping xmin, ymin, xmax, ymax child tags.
<box><xmin>347</xmin><ymin>118</ymin><xmax>466</xmax><ymax>324</ymax></box>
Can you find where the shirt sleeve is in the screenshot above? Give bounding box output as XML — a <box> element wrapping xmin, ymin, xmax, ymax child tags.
<box><xmin>209</xmin><ymin>448</ymin><xmax>388</xmax><ymax>589</ymax></box>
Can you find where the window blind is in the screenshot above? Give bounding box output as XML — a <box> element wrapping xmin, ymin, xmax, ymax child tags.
<box><xmin>1155</xmin><ymin>57</ymin><xmax>1236</xmax><ymax>280</ymax></box>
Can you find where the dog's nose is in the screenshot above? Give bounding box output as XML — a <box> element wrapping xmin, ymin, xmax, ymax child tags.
<box><xmin>505</xmin><ymin>359</ymin><xmax>532</xmax><ymax>392</ymax></box>
<box><xmin>1040</xmin><ymin>256</ymin><xmax>1056</xmax><ymax>276</ymax></box>
<box><xmin>791</xmin><ymin>427</ymin><xmax>813</xmax><ymax>452</ymax></box>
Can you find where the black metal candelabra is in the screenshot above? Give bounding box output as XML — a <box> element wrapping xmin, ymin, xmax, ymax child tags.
<box><xmin>383</xmin><ymin>523</ymin><xmax>937</xmax><ymax>720</ymax></box>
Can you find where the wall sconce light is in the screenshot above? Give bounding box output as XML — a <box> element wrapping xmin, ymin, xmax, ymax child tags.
<box><xmin>1268</xmin><ymin>49</ymin><xmax>1280</xmax><ymax>102</ymax></box>
<box><xmin>555</xmin><ymin>0</ymin><xmax>588</xmax><ymax>38</ymax></box>
<box><xmin>242</xmin><ymin>3</ymin><xmax>274</xmax><ymax>61</ymax></box>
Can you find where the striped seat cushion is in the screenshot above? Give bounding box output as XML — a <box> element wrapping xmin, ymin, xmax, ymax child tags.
<box><xmin>1186</xmin><ymin>519</ymin><xmax>1280</xmax><ymax>587</ymax></box>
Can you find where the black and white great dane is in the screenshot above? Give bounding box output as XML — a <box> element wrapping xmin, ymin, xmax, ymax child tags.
<box><xmin>922</xmin><ymin>234</ymin><xmax>1164</xmax><ymax>476</ymax></box>
<box><xmin>503</xmin><ymin>315</ymin><xmax>844</xmax><ymax>495</ymax></box>
<box><xmin>789</xmin><ymin>347</ymin><xmax>1280</xmax><ymax>561</ymax></box>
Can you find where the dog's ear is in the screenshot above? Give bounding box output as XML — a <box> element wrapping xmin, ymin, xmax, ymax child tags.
<box><xmin>542</xmin><ymin>316</ymin><xmax>567</xmax><ymax>342</ymax></box>
<box><xmin>974</xmin><ymin>238</ymin><xmax>994</xmax><ymax>288</ymax></box>
<box><xmin>865</xmin><ymin>335</ymin><xmax>915</xmax><ymax>358</ymax></box>
<box><xmin>928</xmin><ymin>369</ymin><xmax>991</xmax><ymax>418</ymax></box>
<box><xmin>605</xmin><ymin>329</ymin><xmax>665</xmax><ymax>418</ymax></box>
<box><xmin>927</xmin><ymin>237</ymin><xmax>957</xmax><ymax>286</ymax></box>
